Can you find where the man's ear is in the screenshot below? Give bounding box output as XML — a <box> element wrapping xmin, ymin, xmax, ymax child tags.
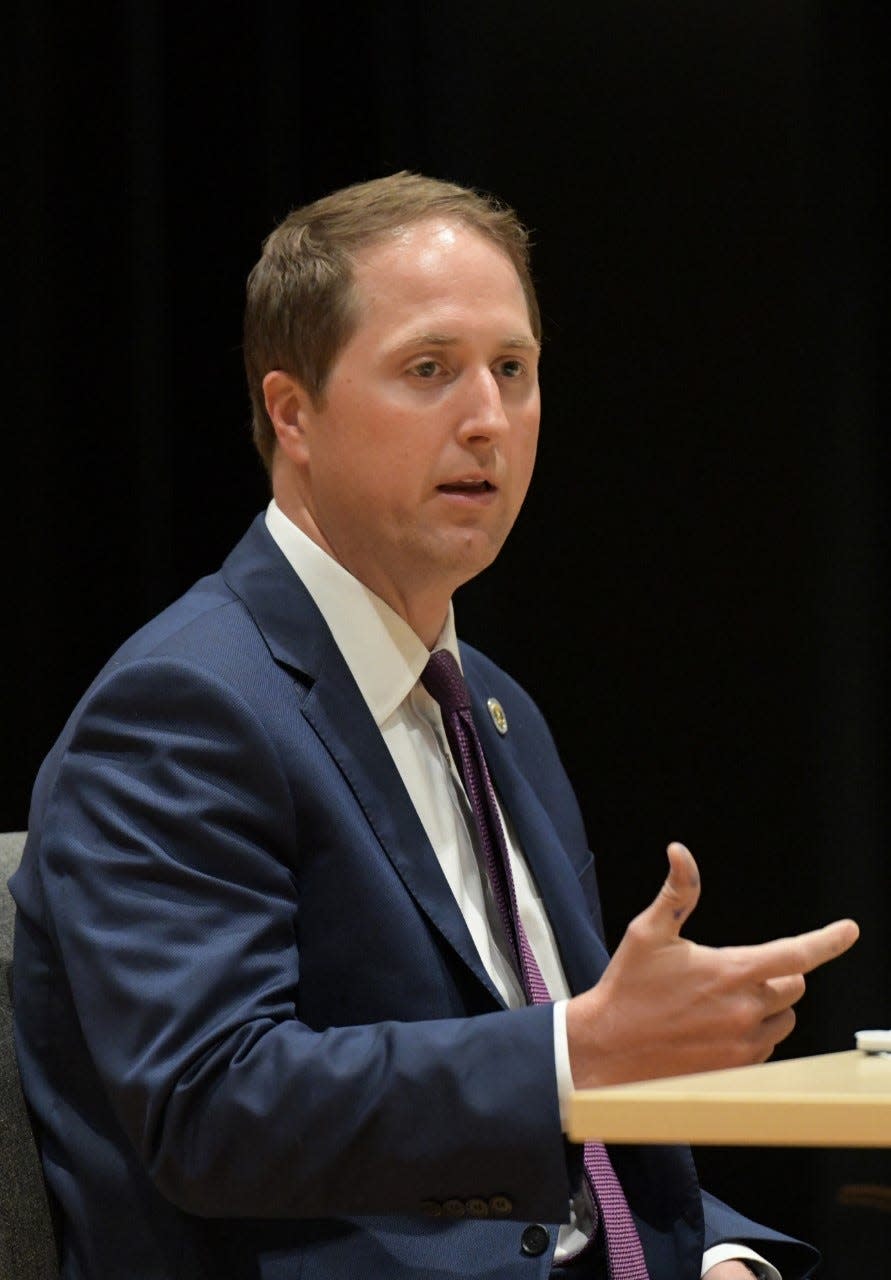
<box><xmin>263</xmin><ymin>370</ymin><xmax>314</xmax><ymax>464</ymax></box>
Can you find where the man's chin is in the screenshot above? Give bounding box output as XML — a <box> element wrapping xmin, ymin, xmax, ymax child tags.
<box><xmin>436</xmin><ymin>535</ymin><xmax>507</xmax><ymax>590</ymax></box>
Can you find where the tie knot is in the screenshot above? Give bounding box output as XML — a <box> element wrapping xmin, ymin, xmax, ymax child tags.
<box><xmin>421</xmin><ymin>650</ymin><xmax>471</xmax><ymax>716</ymax></box>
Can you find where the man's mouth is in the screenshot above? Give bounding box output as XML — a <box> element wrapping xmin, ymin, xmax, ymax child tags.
<box><xmin>436</xmin><ymin>479</ymin><xmax>495</xmax><ymax>495</ymax></box>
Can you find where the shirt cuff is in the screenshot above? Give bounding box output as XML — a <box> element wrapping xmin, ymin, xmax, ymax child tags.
<box><xmin>701</xmin><ymin>1242</ymin><xmax>781</xmax><ymax>1279</ymax></box>
<box><xmin>552</xmin><ymin>998</ymin><xmax>575</xmax><ymax>1130</ymax></box>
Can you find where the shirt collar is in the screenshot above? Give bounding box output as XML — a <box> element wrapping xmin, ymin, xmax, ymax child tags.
<box><xmin>265</xmin><ymin>499</ymin><xmax>461</xmax><ymax>726</ymax></box>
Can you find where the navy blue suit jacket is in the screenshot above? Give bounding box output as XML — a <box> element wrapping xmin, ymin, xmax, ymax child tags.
<box><xmin>12</xmin><ymin>516</ymin><xmax>818</xmax><ymax>1279</ymax></box>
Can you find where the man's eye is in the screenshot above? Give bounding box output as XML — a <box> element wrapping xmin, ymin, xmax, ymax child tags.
<box><xmin>411</xmin><ymin>360</ymin><xmax>442</xmax><ymax>378</ymax></box>
<box><xmin>498</xmin><ymin>359</ymin><xmax>525</xmax><ymax>378</ymax></box>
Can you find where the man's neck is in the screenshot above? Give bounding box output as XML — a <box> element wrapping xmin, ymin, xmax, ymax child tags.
<box><xmin>270</xmin><ymin>494</ymin><xmax>451</xmax><ymax>650</ymax></box>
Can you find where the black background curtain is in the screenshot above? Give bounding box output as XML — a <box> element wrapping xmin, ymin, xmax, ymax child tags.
<box><xmin>5</xmin><ymin>2</ymin><xmax>888</xmax><ymax>1270</ymax></box>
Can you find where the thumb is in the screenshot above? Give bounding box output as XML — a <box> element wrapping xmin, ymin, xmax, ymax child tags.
<box><xmin>646</xmin><ymin>842</ymin><xmax>701</xmax><ymax>938</ymax></box>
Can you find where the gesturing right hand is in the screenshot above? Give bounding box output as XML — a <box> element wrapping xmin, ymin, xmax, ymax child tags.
<box><xmin>566</xmin><ymin>842</ymin><xmax>859</xmax><ymax>1089</ymax></box>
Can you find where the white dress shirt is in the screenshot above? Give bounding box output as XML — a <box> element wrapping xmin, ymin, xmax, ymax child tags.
<box><xmin>264</xmin><ymin>500</ymin><xmax>778</xmax><ymax>1280</ymax></box>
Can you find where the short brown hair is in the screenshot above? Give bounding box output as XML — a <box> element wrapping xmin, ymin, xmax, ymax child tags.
<box><xmin>243</xmin><ymin>172</ymin><xmax>540</xmax><ymax>470</ymax></box>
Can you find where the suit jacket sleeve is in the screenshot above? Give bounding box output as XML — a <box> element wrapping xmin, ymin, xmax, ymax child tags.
<box><xmin>30</xmin><ymin>653</ymin><xmax>575</xmax><ymax>1223</ymax></box>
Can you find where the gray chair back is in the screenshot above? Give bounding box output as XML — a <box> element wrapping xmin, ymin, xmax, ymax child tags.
<box><xmin>1</xmin><ymin>832</ymin><xmax>60</xmax><ymax>1278</ymax></box>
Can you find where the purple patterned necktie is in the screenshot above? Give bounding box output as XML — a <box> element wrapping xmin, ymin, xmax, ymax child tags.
<box><xmin>422</xmin><ymin>650</ymin><xmax>649</xmax><ymax>1279</ymax></box>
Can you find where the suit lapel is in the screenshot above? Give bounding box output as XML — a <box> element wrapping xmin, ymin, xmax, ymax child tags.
<box><xmin>220</xmin><ymin>517</ymin><xmax>506</xmax><ymax>1007</ymax></box>
<box><xmin>466</xmin><ymin>664</ymin><xmax>611</xmax><ymax>997</ymax></box>
<box><xmin>301</xmin><ymin>660</ymin><xmax>506</xmax><ymax>1006</ymax></box>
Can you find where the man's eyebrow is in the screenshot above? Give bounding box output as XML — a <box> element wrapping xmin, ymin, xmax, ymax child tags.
<box><xmin>400</xmin><ymin>332</ymin><xmax>540</xmax><ymax>351</ymax></box>
<box><xmin>502</xmin><ymin>335</ymin><xmax>541</xmax><ymax>352</ymax></box>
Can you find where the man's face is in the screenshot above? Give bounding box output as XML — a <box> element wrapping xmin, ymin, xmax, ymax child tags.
<box><xmin>279</xmin><ymin>218</ymin><xmax>540</xmax><ymax>638</ymax></box>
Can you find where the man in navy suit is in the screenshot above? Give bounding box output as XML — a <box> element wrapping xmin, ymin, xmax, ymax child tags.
<box><xmin>12</xmin><ymin>174</ymin><xmax>857</xmax><ymax>1279</ymax></box>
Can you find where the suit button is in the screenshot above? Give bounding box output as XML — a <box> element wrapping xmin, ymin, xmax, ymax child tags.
<box><xmin>489</xmin><ymin>1195</ymin><xmax>513</xmax><ymax>1217</ymax></box>
<box><xmin>520</xmin><ymin>1224</ymin><xmax>550</xmax><ymax>1257</ymax></box>
<box><xmin>419</xmin><ymin>1200</ymin><xmax>442</xmax><ymax>1218</ymax></box>
<box><xmin>443</xmin><ymin>1198</ymin><xmax>466</xmax><ymax>1218</ymax></box>
<box><xmin>466</xmin><ymin>1197</ymin><xmax>489</xmax><ymax>1218</ymax></box>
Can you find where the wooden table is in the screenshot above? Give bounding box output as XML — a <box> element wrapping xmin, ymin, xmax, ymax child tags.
<box><xmin>566</xmin><ymin>1050</ymin><xmax>891</xmax><ymax>1148</ymax></box>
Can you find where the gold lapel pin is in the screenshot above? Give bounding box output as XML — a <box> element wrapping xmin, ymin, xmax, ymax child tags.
<box><xmin>487</xmin><ymin>697</ymin><xmax>508</xmax><ymax>736</ymax></box>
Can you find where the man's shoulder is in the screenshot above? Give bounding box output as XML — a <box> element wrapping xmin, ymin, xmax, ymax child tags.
<box><xmin>101</xmin><ymin>512</ymin><xmax>292</xmax><ymax>672</ymax></box>
<box><xmin>48</xmin><ymin>516</ymin><xmax>298</xmax><ymax>749</ymax></box>
<box><xmin>117</xmin><ymin>571</ymin><xmax>241</xmax><ymax>659</ymax></box>
<box><xmin>26</xmin><ymin>521</ymin><xmax>303</xmax><ymax>831</ymax></box>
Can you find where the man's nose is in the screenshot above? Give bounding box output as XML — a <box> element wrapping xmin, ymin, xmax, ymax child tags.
<box><xmin>455</xmin><ymin>367</ymin><xmax>509</xmax><ymax>441</ymax></box>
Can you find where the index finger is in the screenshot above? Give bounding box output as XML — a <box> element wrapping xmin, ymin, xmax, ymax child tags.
<box><xmin>735</xmin><ymin>918</ymin><xmax>860</xmax><ymax>981</ymax></box>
